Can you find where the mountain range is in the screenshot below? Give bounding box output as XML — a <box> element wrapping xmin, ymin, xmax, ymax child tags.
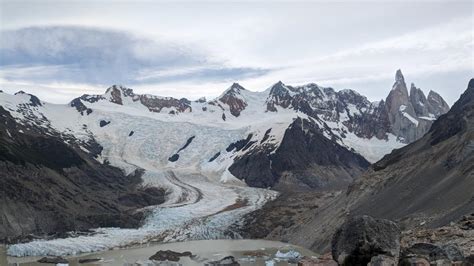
<box><xmin>2</xmin><ymin>70</ymin><xmax>448</xmax><ymax>187</ymax></box>
<box><xmin>0</xmin><ymin>70</ymin><xmax>460</xmax><ymax>257</ymax></box>
<box><xmin>238</xmin><ymin>78</ymin><xmax>473</xmax><ymax>256</ymax></box>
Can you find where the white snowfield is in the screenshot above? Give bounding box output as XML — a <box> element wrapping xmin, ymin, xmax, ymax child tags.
<box><xmin>0</xmin><ymin>86</ymin><xmax>404</xmax><ymax>257</ymax></box>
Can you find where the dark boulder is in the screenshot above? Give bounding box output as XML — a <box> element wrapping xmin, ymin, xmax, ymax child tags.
<box><xmin>149</xmin><ymin>250</ymin><xmax>192</xmax><ymax>262</ymax></box>
<box><xmin>207</xmin><ymin>255</ymin><xmax>240</xmax><ymax>265</ymax></box>
<box><xmin>38</xmin><ymin>256</ymin><xmax>69</xmax><ymax>264</ymax></box>
<box><xmin>79</xmin><ymin>258</ymin><xmax>102</xmax><ymax>264</ymax></box>
<box><xmin>128</xmin><ymin>131</ymin><xmax>134</xmax><ymax>136</ymax></box>
<box><xmin>441</xmin><ymin>244</ymin><xmax>464</xmax><ymax>262</ymax></box>
<box><xmin>331</xmin><ymin>215</ymin><xmax>401</xmax><ymax>265</ymax></box>
<box><xmin>464</xmin><ymin>255</ymin><xmax>474</xmax><ymax>265</ymax></box>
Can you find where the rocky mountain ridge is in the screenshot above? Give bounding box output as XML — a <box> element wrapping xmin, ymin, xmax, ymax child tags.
<box><xmin>237</xmin><ymin>78</ymin><xmax>473</xmax><ymax>255</ymax></box>
<box><xmin>69</xmin><ymin>70</ymin><xmax>448</xmax><ymax>161</ymax></box>
<box><xmin>0</xmin><ymin>70</ymin><xmax>450</xmax><ymax>191</ymax></box>
<box><xmin>0</xmin><ymin>72</ymin><xmax>462</xmax><ymax>258</ymax></box>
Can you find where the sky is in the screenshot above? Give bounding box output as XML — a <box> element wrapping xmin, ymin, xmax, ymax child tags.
<box><xmin>0</xmin><ymin>0</ymin><xmax>472</xmax><ymax>105</ymax></box>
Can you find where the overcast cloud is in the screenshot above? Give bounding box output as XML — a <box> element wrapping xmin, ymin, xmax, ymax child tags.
<box><xmin>0</xmin><ymin>0</ymin><xmax>472</xmax><ymax>104</ymax></box>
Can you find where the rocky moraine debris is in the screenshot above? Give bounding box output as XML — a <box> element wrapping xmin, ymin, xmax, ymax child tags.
<box><xmin>331</xmin><ymin>215</ymin><xmax>473</xmax><ymax>266</ymax></box>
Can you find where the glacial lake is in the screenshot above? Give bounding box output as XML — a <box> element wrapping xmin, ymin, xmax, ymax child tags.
<box><xmin>1</xmin><ymin>239</ymin><xmax>317</xmax><ymax>265</ymax></box>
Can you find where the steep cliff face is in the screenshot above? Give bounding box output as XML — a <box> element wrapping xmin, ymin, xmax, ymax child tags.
<box><xmin>427</xmin><ymin>90</ymin><xmax>450</xmax><ymax>116</ymax></box>
<box><xmin>229</xmin><ymin>117</ymin><xmax>370</xmax><ymax>190</ymax></box>
<box><xmin>0</xmin><ymin>105</ymin><xmax>165</xmax><ymax>242</ymax></box>
<box><xmin>410</xmin><ymin>83</ymin><xmax>430</xmax><ymax>117</ymax></box>
<box><xmin>383</xmin><ymin>70</ymin><xmax>451</xmax><ymax>143</ymax></box>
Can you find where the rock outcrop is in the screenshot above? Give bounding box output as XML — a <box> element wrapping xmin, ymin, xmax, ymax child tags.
<box><xmin>229</xmin><ymin>117</ymin><xmax>370</xmax><ymax>190</ymax></box>
<box><xmin>74</xmin><ymin>85</ymin><xmax>192</xmax><ymax>114</ymax></box>
<box><xmin>37</xmin><ymin>256</ymin><xmax>68</xmax><ymax>264</ymax></box>
<box><xmin>384</xmin><ymin>70</ymin><xmax>449</xmax><ymax>143</ymax></box>
<box><xmin>216</xmin><ymin>83</ymin><xmax>248</xmax><ymax>117</ymax></box>
<box><xmin>400</xmin><ymin>243</ymin><xmax>465</xmax><ymax>264</ymax></box>
<box><xmin>208</xmin><ymin>255</ymin><xmax>240</xmax><ymax>265</ymax></box>
<box><xmin>331</xmin><ymin>215</ymin><xmax>401</xmax><ymax>265</ymax></box>
<box><xmin>149</xmin><ymin>250</ymin><xmax>193</xmax><ymax>262</ymax></box>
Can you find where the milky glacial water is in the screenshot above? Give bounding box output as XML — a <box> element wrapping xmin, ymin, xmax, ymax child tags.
<box><xmin>2</xmin><ymin>239</ymin><xmax>317</xmax><ymax>265</ymax></box>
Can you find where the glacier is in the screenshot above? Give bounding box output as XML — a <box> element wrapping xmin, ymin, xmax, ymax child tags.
<box><xmin>1</xmin><ymin>83</ymin><xmax>407</xmax><ymax>257</ymax></box>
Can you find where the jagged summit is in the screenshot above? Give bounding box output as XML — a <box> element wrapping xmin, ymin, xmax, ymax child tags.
<box><xmin>230</xmin><ymin>82</ymin><xmax>246</xmax><ymax>91</ymax></box>
<box><xmin>268</xmin><ymin>81</ymin><xmax>289</xmax><ymax>94</ymax></box>
<box><xmin>266</xmin><ymin>81</ymin><xmax>293</xmax><ymax>111</ymax></box>
<box><xmin>358</xmin><ymin>78</ymin><xmax>474</xmax><ymax>230</ymax></box>
<box><xmin>384</xmin><ymin>70</ymin><xmax>451</xmax><ymax>142</ymax></box>
<box><xmin>395</xmin><ymin>69</ymin><xmax>405</xmax><ymax>82</ymax></box>
<box><xmin>219</xmin><ymin>83</ymin><xmax>246</xmax><ymax>96</ymax></box>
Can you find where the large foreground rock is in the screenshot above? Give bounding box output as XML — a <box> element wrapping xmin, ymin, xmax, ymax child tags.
<box><xmin>332</xmin><ymin>215</ymin><xmax>401</xmax><ymax>265</ymax></box>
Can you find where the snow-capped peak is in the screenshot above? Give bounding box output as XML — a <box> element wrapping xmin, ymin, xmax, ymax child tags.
<box><xmin>216</xmin><ymin>83</ymin><xmax>248</xmax><ymax>117</ymax></box>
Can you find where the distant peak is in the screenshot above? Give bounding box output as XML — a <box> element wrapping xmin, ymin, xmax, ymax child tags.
<box><xmin>395</xmin><ymin>69</ymin><xmax>404</xmax><ymax>82</ymax></box>
<box><xmin>222</xmin><ymin>83</ymin><xmax>246</xmax><ymax>95</ymax></box>
<box><xmin>469</xmin><ymin>78</ymin><xmax>474</xmax><ymax>90</ymax></box>
<box><xmin>269</xmin><ymin>81</ymin><xmax>287</xmax><ymax>91</ymax></box>
<box><xmin>14</xmin><ymin>91</ymin><xmax>42</xmax><ymax>106</ymax></box>
<box><xmin>105</xmin><ymin>85</ymin><xmax>135</xmax><ymax>98</ymax></box>
<box><xmin>231</xmin><ymin>82</ymin><xmax>245</xmax><ymax>90</ymax></box>
<box><xmin>106</xmin><ymin>84</ymin><xmax>130</xmax><ymax>92</ymax></box>
<box><xmin>391</xmin><ymin>69</ymin><xmax>407</xmax><ymax>91</ymax></box>
<box><xmin>410</xmin><ymin>83</ymin><xmax>416</xmax><ymax>89</ymax></box>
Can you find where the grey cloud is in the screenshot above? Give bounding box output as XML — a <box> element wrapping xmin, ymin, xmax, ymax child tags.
<box><xmin>0</xmin><ymin>26</ymin><xmax>270</xmax><ymax>85</ymax></box>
